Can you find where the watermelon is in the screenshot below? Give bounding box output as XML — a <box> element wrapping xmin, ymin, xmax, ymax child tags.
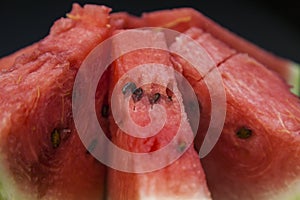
<box><xmin>1</xmin><ymin>3</ymin><xmax>300</xmax><ymax>200</ymax></box>
<box><xmin>106</xmin><ymin>29</ymin><xmax>211</xmax><ymax>199</ymax></box>
<box><xmin>0</xmin><ymin>4</ymin><xmax>115</xmax><ymax>200</ymax></box>
<box><xmin>171</xmin><ymin>27</ymin><xmax>300</xmax><ymax>199</ymax></box>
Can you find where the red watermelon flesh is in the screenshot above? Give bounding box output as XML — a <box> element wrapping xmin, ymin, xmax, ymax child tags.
<box><xmin>0</xmin><ymin>4</ymin><xmax>116</xmax><ymax>200</ymax></box>
<box><xmin>1</xmin><ymin>4</ymin><xmax>300</xmax><ymax>200</ymax></box>
<box><xmin>107</xmin><ymin>30</ymin><xmax>211</xmax><ymax>199</ymax></box>
<box><xmin>205</xmin><ymin>54</ymin><xmax>300</xmax><ymax>200</ymax></box>
<box><xmin>131</xmin><ymin>8</ymin><xmax>299</xmax><ymax>95</ymax></box>
<box><xmin>170</xmin><ymin>27</ymin><xmax>237</xmax><ymax>150</ymax></box>
<box><xmin>172</xmin><ymin>27</ymin><xmax>300</xmax><ymax>199</ymax></box>
<box><xmin>110</xmin><ymin>12</ymin><xmax>145</xmax><ymax>29</ymax></box>
<box><xmin>0</xmin><ymin>42</ymin><xmax>38</xmax><ymax>71</ymax></box>
<box><xmin>140</xmin><ymin>8</ymin><xmax>289</xmax><ymax>75</ymax></box>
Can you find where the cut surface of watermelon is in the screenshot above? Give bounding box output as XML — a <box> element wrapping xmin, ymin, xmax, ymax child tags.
<box><xmin>0</xmin><ymin>4</ymin><xmax>114</xmax><ymax>200</ymax></box>
<box><xmin>173</xmin><ymin>27</ymin><xmax>300</xmax><ymax>200</ymax></box>
<box><xmin>106</xmin><ymin>29</ymin><xmax>211</xmax><ymax>199</ymax></box>
<box><xmin>1</xmin><ymin>3</ymin><xmax>300</xmax><ymax>200</ymax></box>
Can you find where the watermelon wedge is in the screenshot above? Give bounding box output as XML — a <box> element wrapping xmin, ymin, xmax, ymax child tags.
<box><xmin>127</xmin><ymin>8</ymin><xmax>300</xmax><ymax>95</ymax></box>
<box><xmin>172</xmin><ymin>27</ymin><xmax>300</xmax><ymax>200</ymax></box>
<box><xmin>0</xmin><ymin>4</ymin><xmax>115</xmax><ymax>200</ymax></box>
<box><xmin>106</xmin><ymin>29</ymin><xmax>211</xmax><ymax>199</ymax></box>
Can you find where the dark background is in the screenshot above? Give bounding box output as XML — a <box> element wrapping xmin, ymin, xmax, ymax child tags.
<box><xmin>0</xmin><ymin>0</ymin><xmax>299</xmax><ymax>63</ymax></box>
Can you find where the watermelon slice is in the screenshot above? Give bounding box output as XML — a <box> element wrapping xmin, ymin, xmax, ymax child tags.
<box><xmin>106</xmin><ymin>29</ymin><xmax>211</xmax><ymax>199</ymax></box>
<box><xmin>0</xmin><ymin>4</ymin><xmax>115</xmax><ymax>200</ymax></box>
<box><xmin>126</xmin><ymin>8</ymin><xmax>300</xmax><ymax>95</ymax></box>
<box><xmin>172</xmin><ymin>27</ymin><xmax>300</xmax><ymax>199</ymax></box>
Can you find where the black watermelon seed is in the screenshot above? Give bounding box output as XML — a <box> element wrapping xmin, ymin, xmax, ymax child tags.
<box><xmin>101</xmin><ymin>104</ymin><xmax>109</xmax><ymax>118</ymax></box>
<box><xmin>236</xmin><ymin>127</ymin><xmax>252</xmax><ymax>139</ymax></box>
<box><xmin>122</xmin><ymin>82</ymin><xmax>136</xmax><ymax>96</ymax></box>
<box><xmin>149</xmin><ymin>93</ymin><xmax>161</xmax><ymax>104</ymax></box>
<box><xmin>86</xmin><ymin>139</ymin><xmax>98</xmax><ymax>154</ymax></box>
<box><xmin>177</xmin><ymin>141</ymin><xmax>187</xmax><ymax>152</ymax></box>
<box><xmin>132</xmin><ymin>87</ymin><xmax>143</xmax><ymax>102</ymax></box>
<box><xmin>51</xmin><ymin>129</ymin><xmax>61</xmax><ymax>149</ymax></box>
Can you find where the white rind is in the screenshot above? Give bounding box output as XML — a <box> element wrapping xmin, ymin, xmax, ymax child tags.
<box><xmin>271</xmin><ymin>179</ymin><xmax>300</xmax><ymax>200</ymax></box>
<box><xmin>0</xmin><ymin>154</ymin><xmax>35</xmax><ymax>200</ymax></box>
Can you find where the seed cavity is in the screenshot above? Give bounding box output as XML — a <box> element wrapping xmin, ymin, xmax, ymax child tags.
<box><xmin>149</xmin><ymin>93</ymin><xmax>161</xmax><ymax>104</ymax></box>
<box><xmin>166</xmin><ymin>87</ymin><xmax>173</xmax><ymax>101</ymax></box>
<box><xmin>101</xmin><ymin>104</ymin><xmax>109</xmax><ymax>118</ymax></box>
<box><xmin>166</xmin><ymin>82</ymin><xmax>174</xmax><ymax>101</ymax></box>
<box><xmin>236</xmin><ymin>127</ymin><xmax>252</xmax><ymax>139</ymax></box>
<box><xmin>132</xmin><ymin>87</ymin><xmax>143</xmax><ymax>102</ymax></box>
<box><xmin>51</xmin><ymin>129</ymin><xmax>61</xmax><ymax>149</ymax></box>
<box><xmin>122</xmin><ymin>82</ymin><xmax>137</xmax><ymax>96</ymax></box>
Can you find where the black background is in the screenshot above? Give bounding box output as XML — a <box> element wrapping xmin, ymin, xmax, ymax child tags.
<box><xmin>0</xmin><ymin>0</ymin><xmax>299</xmax><ymax>63</ymax></box>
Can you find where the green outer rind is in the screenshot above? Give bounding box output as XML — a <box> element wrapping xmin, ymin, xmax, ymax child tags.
<box><xmin>288</xmin><ymin>62</ymin><xmax>300</xmax><ymax>96</ymax></box>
